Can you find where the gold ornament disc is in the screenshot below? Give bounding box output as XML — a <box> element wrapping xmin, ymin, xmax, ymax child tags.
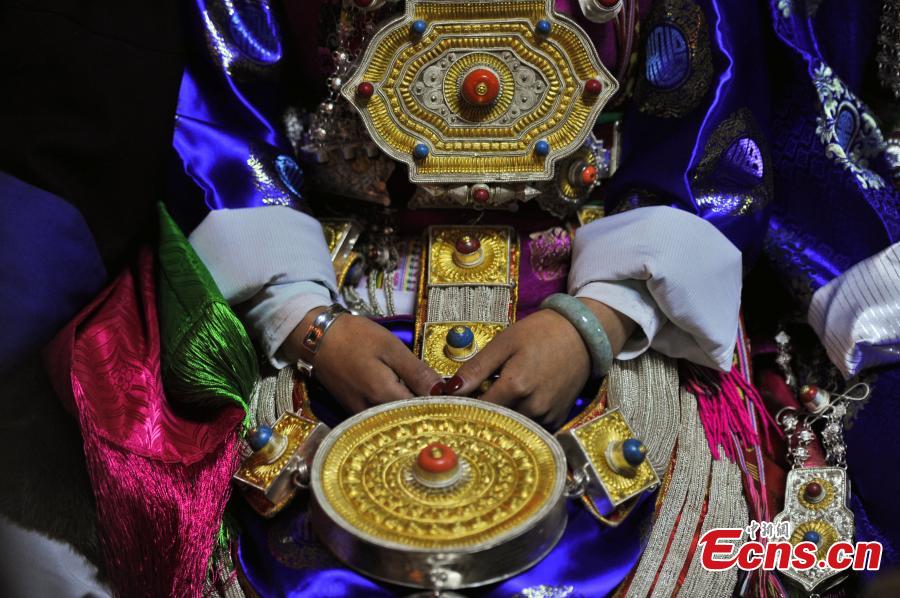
<box><xmin>312</xmin><ymin>398</ymin><xmax>565</xmax><ymax>550</ymax></box>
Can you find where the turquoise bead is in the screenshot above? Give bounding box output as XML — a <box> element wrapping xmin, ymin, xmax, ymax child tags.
<box><xmin>248</xmin><ymin>425</ymin><xmax>273</xmax><ymax>451</ymax></box>
<box><xmin>446</xmin><ymin>326</ymin><xmax>475</xmax><ymax>349</ymax></box>
<box><xmin>622</xmin><ymin>438</ymin><xmax>646</xmax><ymax>466</ymax></box>
<box><xmin>413</xmin><ymin>143</ymin><xmax>430</xmax><ymax>159</ymax></box>
<box><xmin>411</xmin><ymin>20</ymin><xmax>427</xmax><ymax>35</ymax></box>
<box><xmin>803</xmin><ymin>530</ymin><xmax>821</xmax><ymax>544</ymax></box>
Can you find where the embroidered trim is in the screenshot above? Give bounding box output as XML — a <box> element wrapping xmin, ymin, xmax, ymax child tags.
<box><xmin>813</xmin><ymin>63</ymin><xmax>887</xmax><ymax>190</ymax></box>
<box><xmin>691</xmin><ymin>109</ymin><xmax>773</xmax><ymax>217</ymax></box>
<box><xmin>635</xmin><ymin>0</ymin><xmax>713</xmax><ymax>118</ymax></box>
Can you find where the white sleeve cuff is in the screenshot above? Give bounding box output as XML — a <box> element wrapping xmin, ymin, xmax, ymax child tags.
<box><xmin>189</xmin><ymin>206</ymin><xmax>340</xmax><ymax>364</ymax></box>
<box><xmin>240</xmin><ymin>282</ymin><xmax>333</xmax><ymax>369</ymax></box>
<box><xmin>188</xmin><ymin>206</ymin><xmax>338</xmax><ymax>304</ymax></box>
<box><xmin>574</xmin><ymin>280</ymin><xmax>663</xmax><ymax>359</ymax></box>
<box><xmin>808</xmin><ymin>242</ymin><xmax>900</xmax><ymax>378</ymax></box>
<box><xmin>568</xmin><ymin>206</ymin><xmax>743</xmax><ymax>371</ymax></box>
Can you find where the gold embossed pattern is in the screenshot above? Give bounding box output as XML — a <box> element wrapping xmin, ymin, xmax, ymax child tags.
<box><xmin>341</xmin><ymin>0</ymin><xmax>617</xmax><ymax>183</ymax></box>
<box><xmin>572</xmin><ymin>411</ymin><xmax>658</xmax><ymax>503</ymax></box>
<box><xmin>318</xmin><ymin>402</ymin><xmax>560</xmax><ymax>548</ymax></box>
<box><xmin>796</xmin><ymin>477</ymin><xmax>835</xmax><ymax>512</ymax></box>
<box><xmin>791</xmin><ymin>520</ymin><xmax>839</xmax><ymax>560</ymax></box>
<box><xmin>236</xmin><ymin>413</ymin><xmax>318</xmax><ymax>491</ymax></box>
<box><xmin>428</xmin><ymin>226</ymin><xmax>512</xmax><ymax>285</ymax></box>
<box><xmin>422</xmin><ymin>322</ymin><xmax>507</xmax><ymax>376</ymax></box>
<box><xmin>577</xmin><ymin>205</ymin><xmax>605</xmax><ymax>226</ymax></box>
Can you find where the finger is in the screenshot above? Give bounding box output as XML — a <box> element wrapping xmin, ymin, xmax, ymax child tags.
<box><xmin>443</xmin><ymin>334</ymin><xmax>514</xmax><ymax>396</ymax></box>
<box><xmin>384</xmin><ymin>344</ymin><xmax>444</xmax><ymax>396</ymax></box>
<box><xmin>367</xmin><ymin>361</ymin><xmax>415</xmax><ymax>405</ymax></box>
<box><xmin>479</xmin><ymin>361</ymin><xmax>533</xmax><ymax>407</ymax></box>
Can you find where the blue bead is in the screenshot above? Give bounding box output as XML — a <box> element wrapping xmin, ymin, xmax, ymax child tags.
<box><xmin>534</xmin><ymin>139</ymin><xmax>550</xmax><ymax>156</ymax></box>
<box><xmin>802</xmin><ymin>530</ymin><xmax>821</xmax><ymax>544</ymax></box>
<box><xmin>535</xmin><ymin>20</ymin><xmax>552</xmax><ymax>35</ymax></box>
<box><xmin>622</xmin><ymin>438</ymin><xmax>646</xmax><ymax>466</ymax></box>
<box><xmin>446</xmin><ymin>326</ymin><xmax>475</xmax><ymax>349</ymax></box>
<box><xmin>413</xmin><ymin>143</ymin><xmax>430</xmax><ymax>160</ymax></box>
<box><xmin>248</xmin><ymin>425</ymin><xmax>273</xmax><ymax>452</ymax></box>
<box><xmin>411</xmin><ymin>20</ymin><xmax>427</xmax><ymax>35</ymax></box>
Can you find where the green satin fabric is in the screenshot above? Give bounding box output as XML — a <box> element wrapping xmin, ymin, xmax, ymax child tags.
<box><xmin>157</xmin><ymin>203</ymin><xmax>256</xmax><ymax>423</ymax></box>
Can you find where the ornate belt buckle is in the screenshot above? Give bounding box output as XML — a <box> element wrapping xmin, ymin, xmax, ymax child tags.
<box><xmin>233</xmin><ymin>412</ymin><xmax>331</xmax><ymax>518</ymax></box>
<box><xmin>556</xmin><ymin>408</ymin><xmax>660</xmax><ymax>514</ymax></box>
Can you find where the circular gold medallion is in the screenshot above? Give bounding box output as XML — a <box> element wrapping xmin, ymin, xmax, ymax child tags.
<box><xmin>311</xmin><ymin>398</ymin><xmax>565</xmax><ymax>551</ymax></box>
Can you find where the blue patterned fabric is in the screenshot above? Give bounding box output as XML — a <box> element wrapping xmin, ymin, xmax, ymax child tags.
<box><xmin>172</xmin><ymin>0</ymin><xmax>302</xmax><ymax>218</ymax></box>
<box><xmin>611</xmin><ymin>0</ymin><xmax>900</xmax><ymax>575</ymax></box>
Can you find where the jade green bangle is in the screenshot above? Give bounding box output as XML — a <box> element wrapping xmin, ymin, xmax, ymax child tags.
<box><xmin>540</xmin><ymin>293</ymin><xmax>613</xmax><ymax>378</ymax></box>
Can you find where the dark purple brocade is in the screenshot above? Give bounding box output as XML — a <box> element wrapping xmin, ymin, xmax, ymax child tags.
<box><xmin>610</xmin><ymin>0</ymin><xmax>900</xmax><ymax>576</ymax></box>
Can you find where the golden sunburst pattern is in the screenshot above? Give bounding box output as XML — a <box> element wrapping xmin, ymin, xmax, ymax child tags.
<box><xmin>428</xmin><ymin>226</ymin><xmax>513</xmax><ymax>285</ymax></box>
<box><xmin>570</xmin><ymin>410</ymin><xmax>659</xmax><ymax>505</ymax></box>
<box><xmin>341</xmin><ymin>0</ymin><xmax>617</xmax><ymax>183</ymax></box>
<box><xmin>235</xmin><ymin>413</ymin><xmax>318</xmax><ymax>491</ymax></box>
<box><xmin>422</xmin><ymin>322</ymin><xmax>507</xmax><ymax>377</ymax></box>
<box><xmin>791</xmin><ymin>520</ymin><xmax>839</xmax><ymax>561</ymax></box>
<box><xmin>796</xmin><ymin>477</ymin><xmax>836</xmax><ymax>511</ymax></box>
<box><xmin>316</xmin><ymin>400</ymin><xmax>563</xmax><ymax>549</ymax></box>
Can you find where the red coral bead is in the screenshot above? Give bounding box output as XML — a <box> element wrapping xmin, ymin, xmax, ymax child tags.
<box><xmin>580</xmin><ymin>165</ymin><xmax>599</xmax><ymax>186</ymax></box>
<box><xmin>416</xmin><ymin>443</ymin><xmax>458</xmax><ymax>474</ymax></box>
<box><xmin>356</xmin><ymin>81</ymin><xmax>375</xmax><ymax>98</ymax></box>
<box><xmin>461</xmin><ymin>68</ymin><xmax>500</xmax><ymax>106</ymax></box>
<box><xmin>455</xmin><ymin>235</ymin><xmax>481</xmax><ymax>255</ymax></box>
<box><xmin>472</xmin><ymin>187</ymin><xmax>491</xmax><ymax>203</ymax></box>
<box><xmin>799</xmin><ymin>385</ymin><xmax>818</xmax><ymax>403</ymax></box>
<box><xmin>585</xmin><ymin>78</ymin><xmax>603</xmax><ymax>95</ymax></box>
<box><xmin>804</xmin><ymin>482</ymin><xmax>824</xmax><ymax>499</ymax></box>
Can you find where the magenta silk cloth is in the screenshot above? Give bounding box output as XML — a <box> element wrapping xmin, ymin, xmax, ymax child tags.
<box><xmin>44</xmin><ymin>247</ymin><xmax>244</xmax><ymax>597</ymax></box>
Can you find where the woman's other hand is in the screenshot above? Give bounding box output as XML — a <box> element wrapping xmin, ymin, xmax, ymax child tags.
<box><xmin>443</xmin><ymin>298</ymin><xmax>634</xmax><ymax>429</ymax></box>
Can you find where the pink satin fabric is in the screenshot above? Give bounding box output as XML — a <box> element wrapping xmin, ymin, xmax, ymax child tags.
<box><xmin>44</xmin><ymin>247</ymin><xmax>244</xmax><ymax>597</ymax></box>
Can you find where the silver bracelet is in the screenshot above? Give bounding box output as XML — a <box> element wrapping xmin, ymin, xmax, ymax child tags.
<box><xmin>540</xmin><ymin>293</ymin><xmax>613</xmax><ymax>378</ymax></box>
<box><xmin>296</xmin><ymin>303</ymin><xmax>349</xmax><ymax>376</ymax></box>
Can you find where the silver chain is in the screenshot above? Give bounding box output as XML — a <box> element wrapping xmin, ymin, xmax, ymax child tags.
<box><xmin>774</xmin><ymin>329</ymin><xmax>798</xmax><ymax>390</ymax></box>
<box><xmin>776</xmin><ymin>383</ymin><xmax>870</xmax><ymax>470</ymax></box>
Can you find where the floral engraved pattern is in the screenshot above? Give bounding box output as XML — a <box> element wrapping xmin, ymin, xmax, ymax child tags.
<box><xmin>813</xmin><ymin>63</ymin><xmax>886</xmax><ymax>190</ymax></box>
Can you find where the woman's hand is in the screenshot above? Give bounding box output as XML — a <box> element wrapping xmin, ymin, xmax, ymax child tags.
<box><xmin>280</xmin><ymin>308</ymin><xmax>443</xmax><ymax>414</ymax></box>
<box><xmin>443</xmin><ymin>298</ymin><xmax>635</xmax><ymax>429</ymax></box>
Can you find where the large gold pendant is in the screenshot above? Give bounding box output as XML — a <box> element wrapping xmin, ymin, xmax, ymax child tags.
<box><xmin>341</xmin><ymin>0</ymin><xmax>617</xmax><ymax>185</ymax></box>
<box><xmin>310</xmin><ymin>397</ymin><xmax>567</xmax><ymax>590</ymax></box>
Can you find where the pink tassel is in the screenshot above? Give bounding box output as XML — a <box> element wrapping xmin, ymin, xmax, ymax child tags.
<box><xmin>684</xmin><ymin>364</ymin><xmax>777</xmax><ymax>462</ymax></box>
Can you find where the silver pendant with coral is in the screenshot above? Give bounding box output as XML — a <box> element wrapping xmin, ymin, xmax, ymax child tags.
<box><xmin>772</xmin><ymin>375</ymin><xmax>870</xmax><ymax>593</ymax></box>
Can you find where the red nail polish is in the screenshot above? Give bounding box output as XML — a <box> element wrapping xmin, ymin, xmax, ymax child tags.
<box><xmin>430</xmin><ymin>381</ymin><xmax>446</xmax><ymax>396</ymax></box>
<box><xmin>444</xmin><ymin>375</ymin><xmax>464</xmax><ymax>395</ymax></box>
